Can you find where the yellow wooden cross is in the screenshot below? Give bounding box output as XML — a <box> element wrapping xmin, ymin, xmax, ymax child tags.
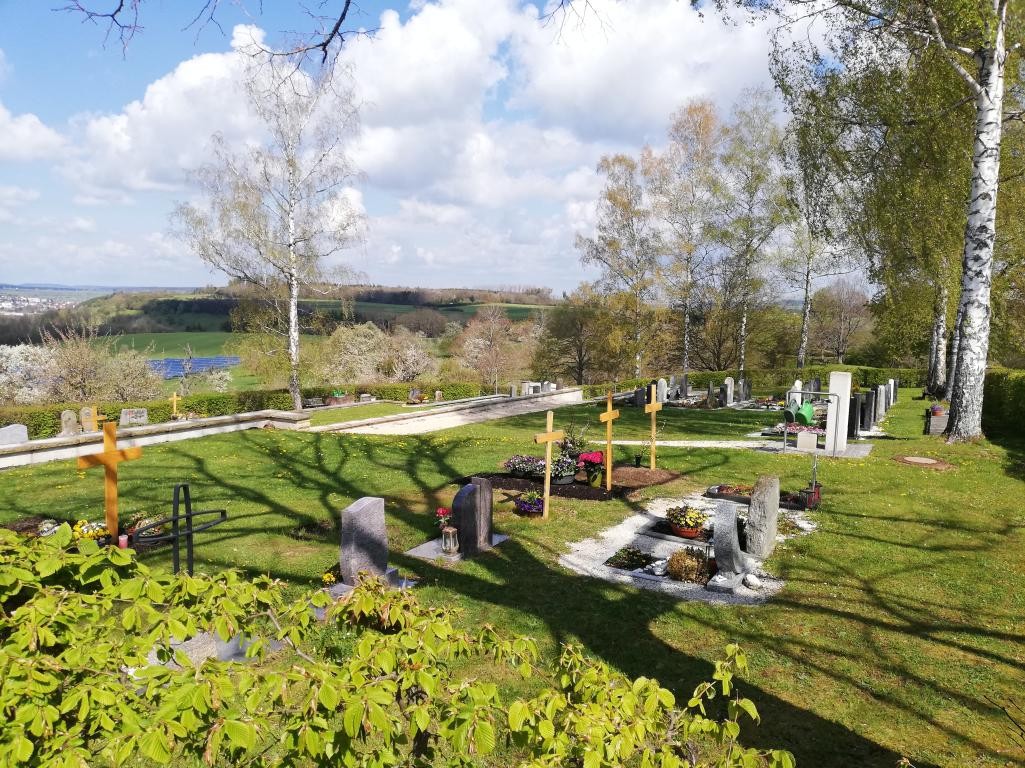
<box><xmin>599</xmin><ymin>391</ymin><xmax>620</xmax><ymax>492</ymax></box>
<box><xmin>644</xmin><ymin>384</ymin><xmax>662</xmax><ymax>470</ymax></box>
<box><xmin>169</xmin><ymin>391</ymin><xmax>181</xmax><ymax>417</ymax></box>
<box><xmin>77</xmin><ymin>422</ymin><xmax>142</xmax><ymax>537</ymax></box>
<box><xmin>533</xmin><ymin>410</ymin><xmax>564</xmax><ymax>520</ymax></box>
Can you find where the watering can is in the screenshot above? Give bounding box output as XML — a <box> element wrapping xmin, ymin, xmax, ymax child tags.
<box><xmin>796</xmin><ymin>401</ymin><xmax>815</xmax><ymax>426</ymax></box>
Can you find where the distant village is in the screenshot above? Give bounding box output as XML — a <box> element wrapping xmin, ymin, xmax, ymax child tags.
<box><xmin>0</xmin><ymin>291</ymin><xmax>80</xmax><ymax>316</ymax></box>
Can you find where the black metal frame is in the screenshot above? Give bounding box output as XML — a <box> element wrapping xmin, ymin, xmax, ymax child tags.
<box><xmin>128</xmin><ymin>484</ymin><xmax>226</xmax><ymax>575</ymax></box>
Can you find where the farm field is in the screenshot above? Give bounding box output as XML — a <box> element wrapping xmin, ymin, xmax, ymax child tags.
<box><xmin>0</xmin><ymin>393</ymin><xmax>1022</xmax><ymax>766</ymax></box>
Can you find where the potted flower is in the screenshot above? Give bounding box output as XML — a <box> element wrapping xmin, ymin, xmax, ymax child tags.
<box><xmin>577</xmin><ymin>450</ymin><xmax>604</xmax><ymax>486</ymax></box>
<box><xmin>504</xmin><ymin>455</ymin><xmax>532</xmax><ymax>477</ymax></box>
<box><xmin>551</xmin><ymin>453</ymin><xmax>578</xmax><ymax>485</ymax></box>
<box><xmin>514</xmin><ymin>490</ymin><xmax>544</xmax><ymax>515</ymax></box>
<box><xmin>559</xmin><ymin>424</ymin><xmax>589</xmax><ymax>459</ymax></box>
<box><xmin>665</xmin><ymin>506</ymin><xmax>708</xmax><ymax>538</ymax></box>
<box><xmin>527</xmin><ymin>457</ymin><xmax>547</xmax><ymax>480</ymax></box>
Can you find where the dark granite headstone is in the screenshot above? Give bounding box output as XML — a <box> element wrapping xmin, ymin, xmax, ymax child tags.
<box><xmin>339</xmin><ymin>497</ymin><xmax>388</xmax><ymax>586</ymax></box>
<box><xmin>717</xmin><ymin>384</ymin><xmax>727</xmax><ymax>408</ymax></box>
<box><xmin>453</xmin><ymin>476</ymin><xmax>494</xmax><ymax>557</ymax></box>
<box><xmin>848</xmin><ymin>394</ymin><xmax>863</xmax><ymax>438</ymax></box>
<box><xmin>634</xmin><ymin>387</ymin><xmax>646</xmax><ymax>407</ymax></box>
<box><xmin>862</xmin><ymin>390</ymin><xmax>876</xmax><ymax>431</ymax></box>
<box><xmin>745</xmin><ymin>476</ymin><xmax>779</xmax><ymax>559</ymax></box>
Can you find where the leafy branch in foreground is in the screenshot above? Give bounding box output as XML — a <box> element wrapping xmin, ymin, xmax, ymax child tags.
<box><xmin>0</xmin><ymin>525</ymin><xmax>793</xmax><ymax>766</ymax></box>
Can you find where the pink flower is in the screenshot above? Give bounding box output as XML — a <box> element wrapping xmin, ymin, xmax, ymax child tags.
<box><xmin>577</xmin><ymin>451</ymin><xmax>604</xmax><ymax>467</ymax></box>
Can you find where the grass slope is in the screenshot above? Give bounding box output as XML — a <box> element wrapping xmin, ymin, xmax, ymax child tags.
<box><xmin>108</xmin><ymin>331</ymin><xmax>238</xmax><ymax>358</ymax></box>
<box><xmin>0</xmin><ymin>394</ymin><xmax>1022</xmax><ymax>766</ymax></box>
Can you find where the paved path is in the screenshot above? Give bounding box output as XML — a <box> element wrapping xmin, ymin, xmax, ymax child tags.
<box><xmin>324</xmin><ymin>390</ymin><xmax>584</xmax><ymax>435</ymax></box>
<box><xmin>606</xmin><ymin>439</ymin><xmax>873</xmax><ymax>459</ymax></box>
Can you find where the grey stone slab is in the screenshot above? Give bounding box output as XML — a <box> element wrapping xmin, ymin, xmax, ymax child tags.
<box><xmin>706</xmin><ymin>502</ymin><xmax>756</xmax><ymax>594</ymax></box>
<box><xmin>0</xmin><ymin>424</ymin><xmax>28</xmax><ymax>445</ymax></box>
<box><xmin>746</xmin><ymin>476</ymin><xmax>779</xmax><ymax>559</ymax></box>
<box><xmin>339</xmin><ymin>496</ymin><xmax>388</xmax><ymax>586</ymax></box>
<box><xmin>723</xmin><ymin>376</ymin><xmax>735</xmax><ymax>405</ymax></box>
<box><xmin>656</xmin><ymin>378</ymin><xmax>668</xmax><ymax>403</ymax></box>
<box><xmin>405</xmin><ymin>533</ymin><xmax>510</xmax><ymax>563</ymax></box>
<box><xmin>119</xmin><ymin>408</ymin><xmax>149</xmax><ymax>426</ymax></box>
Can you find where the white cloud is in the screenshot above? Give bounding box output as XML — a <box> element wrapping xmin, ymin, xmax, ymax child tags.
<box><xmin>0</xmin><ymin>101</ymin><xmax>65</xmax><ymax>161</ymax></box>
<box><xmin>0</xmin><ymin>185</ymin><xmax>39</xmax><ymax>222</ymax></box>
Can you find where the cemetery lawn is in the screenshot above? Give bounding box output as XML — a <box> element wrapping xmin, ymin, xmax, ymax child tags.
<box><xmin>1</xmin><ymin>393</ymin><xmax>1022</xmax><ymax>767</ymax></box>
<box><xmin>307</xmin><ymin>401</ymin><xmax>427</xmax><ymax>426</ymax></box>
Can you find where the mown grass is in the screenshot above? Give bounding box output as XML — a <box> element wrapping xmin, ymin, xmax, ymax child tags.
<box><xmin>108</xmin><ymin>331</ymin><xmax>238</xmax><ymax>358</ymax></box>
<box><xmin>307</xmin><ymin>402</ymin><xmax>428</xmax><ymax>426</ymax></box>
<box><xmin>0</xmin><ymin>393</ymin><xmax>1022</xmax><ymax>766</ymax></box>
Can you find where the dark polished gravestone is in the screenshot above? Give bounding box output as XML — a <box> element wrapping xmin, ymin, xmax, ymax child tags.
<box><xmin>861</xmin><ymin>390</ymin><xmax>876</xmax><ymax>431</ymax></box>
<box><xmin>706</xmin><ymin>502</ymin><xmax>757</xmax><ymax>594</ymax></box>
<box><xmin>634</xmin><ymin>387</ymin><xmax>647</xmax><ymax>408</ymax></box>
<box><xmin>717</xmin><ymin>384</ymin><xmax>728</xmax><ymax>408</ymax></box>
<box><xmin>848</xmin><ymin>393</ymin><xmax>864</xmax><ymax>438</ymax></box>
<box><xmin>453</xmin><ymin>476</ymin><xmax>495</xmax><ymax>557</ymax></box>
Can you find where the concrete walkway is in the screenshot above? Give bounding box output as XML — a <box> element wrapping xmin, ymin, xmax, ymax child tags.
<box><xmin>606</xmin><ymin>439</ymin><xmax>873</xmax><ymax>459</ymax></box>
<box><xmin>323</xmin><ymin>389</ymin><xmax>584</xmax><ymax>435</ymax></box>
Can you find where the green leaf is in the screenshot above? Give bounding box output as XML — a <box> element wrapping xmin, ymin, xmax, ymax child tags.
<box><xmin>473</xmin><ymin>720</ymin><xmax>495</xmax><ymax>755</ymax></box>
<box><xmin>139</xmin><ymin>730</ymin><xmax>172</xmax><ymax>764</ymax></box>
<box><xmin>538</xmin><ymin>719</ymin><xmax>555</xmax><ymax>741</ymax></box>
<box><xmin>224</xmin><ymin>719</ymin><xmax>257</xmax><ymax>751</ymax></box>
<box><xmin>508</xmin><ymin>700</ymin><xmax>529</xmax><ymax>731</ymax></box>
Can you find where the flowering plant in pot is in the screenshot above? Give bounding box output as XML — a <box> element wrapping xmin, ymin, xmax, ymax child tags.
<box><xmin>551</xmin><ymin>453</ymin><xmax>578</xmax><ymax>484</ymax></box>
<box><xmin>435</xmin><ymin>506</ymin><xmax>452</xmax><ymax>530</ymax></box>
<box><xmin>577</xmin><ymin>450</ymin><xmax>604</xmax><ymax>485</ymax></box>
<box><xmin>504</xmin><ymin>455</ymin><xmax>540</xmax><ymax>477</ymax></box>
<box><xmin>665</xmin><ymin>506</ymin><xmax>708</xmax><ymax>538</ymax></box>
<box><xmin>514</xmin><ymin>490</ymin><xmax>544</xmax><ymax>515</ymax></box>
<box><xmin>559</xmin><ymin>423</ymin><xmax>589</xmax><ymax>458</ymax></box>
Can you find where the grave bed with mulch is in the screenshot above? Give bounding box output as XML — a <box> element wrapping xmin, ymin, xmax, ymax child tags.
<box><xmin>469</xmin><ymin>465</ymin><xmax>682</xmax><ymax>501</ymax></box>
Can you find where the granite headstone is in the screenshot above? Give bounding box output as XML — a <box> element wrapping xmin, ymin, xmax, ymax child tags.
<box><xmin>339</xmin><ymin>497</ymin><xmax>388</xmax><ymax>586</ymax></box>
<box><xmin>706</xmin><ymin>502</ymin><xmax>756</xmax><ymax>594</ymax></box>
<box><xmin>745</xmin><ymin>475</ymin><xmax>779</xmax><ymax>559</ymax></box>
<box><xmin>0</xmin><ymin>424</ymin><xmax>29</xmax><ymax>445</ymax></box>
<box><xmin>60</xmin><ymin>410</ymin><xmax>81</xmax><ymax>437</ymax></box>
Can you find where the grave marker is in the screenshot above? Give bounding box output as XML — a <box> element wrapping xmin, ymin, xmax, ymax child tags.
<box><xmin>644</xmin><ymin>384</ymin><xmax>662</xmax><ymax>470</ymax></box>
<box><xmin>824</xmin><ymin>371</ymin><xmax>852</xmax><ymax>456</ymax></box>
<box><xmin>706</xmin><ymin>381</ymin><xmax>715</xmax><ymax>404</ymax></box>
<box><xmin>76</xmin><ymin>422</ymin><xmax>142</xmax><ymax>536</ymax></box>
<box><xmin>724</xmin><ymin>376</ymin><xmax>735</xmax><ymax>405</ymax></box>
<box><xmin>861</xmin><ymin>390</ymin><xmax>876</xmax><ymax>431</ymax></box>
<box><xmin>79</xmin><ymin>405</ymin><xmax>107</xmax><ymax>433</ymax></box>
<box><xmin>706</xmin><ymin>502</ymin><xmax>756</xmax><ymax>594</ymax></box>
<box><xmin>0</xmin><ymin>424</ymin><xmax>29</xmax><ymax>445</ymax></box>
<box><xmin>339</xmin><ymin>497</ymin><xmax>388</xmax><ymax>586</ymax></box>
<box><xmin>789</xmin><ymin>380</ymin><xmax>803</xmax><ymax>407</ymax></box>
<box><xmin>656</xmin><ymin>378</ymin><xmax>668</xmax><ymax>403</ymax></box>
<box><xmin>119</xmin><ymin>408</ymin><xmax>149</xmax><ymax>427</ymax></box>
<box><xmin>533</xmin><ymin>411</ymin><xmax>564</xmax><ymax>520</ymax></box>
<box><xmin>599</xmin><ymin>391</ymin><xmax>620</xmax><ymax>491</ymax></box>
<box><xmin>453</xmin><ymin>476</ymin><xmax>495</xmax><ymax>556</ymax></box>
<box><xmin>60</xmin><ymin>410</ymin><xmax>82</xmax><ymax>437</ymax></box>
<box><xmin>746</xmin><ymin>475</ymin><xmax>780</xmax><ymax>559</ymax></box>
<box><xmin>633</xmin><ymin>387</ymin><xmax>646</xmax><ymax>408</ymax></box>
<box><xmin>875</xmin><ymin>385</ymin><xmax>887</xmax><ymax>420</ymax></box>
<box><xmin>169</xmin><ymin>391</ymin><xmax>181</xmax><ymax>417</ymax></box>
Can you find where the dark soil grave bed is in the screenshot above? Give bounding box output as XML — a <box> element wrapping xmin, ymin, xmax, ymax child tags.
<box><xmin>1</xmin><ymin>515</ymin><xmax>48</xmax><ymax>535</ymax></box>
<box><xmin>471</xmin><ymin>466</ymin><xmax>682</xmax><ymax>501</ymax></box>
<box><xmin>643</xmin><ymin>518</ymin><xmax>713</xmax><ymax>542</ymax></box>
<box><xmin>705</xmin><ymin>485</ymin><xmax>821</xmax><ymax>511</ymax></box>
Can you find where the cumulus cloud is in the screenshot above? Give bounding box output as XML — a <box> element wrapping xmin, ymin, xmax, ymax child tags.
<box><xmin>0</xmin><ymin>102</ymin><xmax>66</xmax><ymax>162</ymax></box>
<box><xmin>29</xmin><ymin>0</ymin><xmax>780</xmax><ymax>289</ymax></box>
<box><xmin>0</xmin><ymin>185</ymin><xmax>39</xmax><ymax>222</ymax></box>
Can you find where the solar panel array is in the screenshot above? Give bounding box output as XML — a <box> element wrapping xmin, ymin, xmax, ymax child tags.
<box><xmin>148</xmin><ymin>356</ymin><xmax>241</xmax><ymax>380</ymax></box>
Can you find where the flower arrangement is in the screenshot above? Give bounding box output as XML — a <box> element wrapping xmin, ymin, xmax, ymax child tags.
<box><xmin>551</xmin><ymin>453</ymin><xmax>578</xmax><ymax>479</ymax></box>
<box><xmin>514</xmin><ymin>490</ymin><xmax>544</xmax><ymax>515</ymax></box>
<box><xmin>710</xmin><ymin>484</ymin><xmax>753</xmax><ymax>497</ymax></box>
<box><xmin>504</xmin><ymin>455</ymin><xmax>545</xmax><ymax>478</ymax></box>
<box><xmin>576</xmin><ymin>451</ymin><xmax>604</xmax><ymax>468</ymax></box>
<box><xmin>126</xmin><ymin>515</ymin><xmax>165</xmax><ymax>535</ymax></box>
<box><xmin>665</xmin><ymin>506</ymin><xmax>708</xmax><ymax>530</ymax></box>
<box><xmin>72</xmin><ymin>520</ymin><xmax>107</xmax><ymax>541</ymax></box>
<box><xmin>37</xmin><ymin>519</ymin><xmax>60</xmax><ymax>537</ymax></box>
<box><xmin>772</xmin><ymin>422</ymin><xmax>825</xmax><ymax>435</ymax></box>
<box><xmin>435</xmin><ymin>507</ymin><xmax>453</xmax><ymax>529</ymax></box>
<box><xmin>559</xmin><ymin>423</ymin><xmax>589</xmax><ymax>456</ymax></box>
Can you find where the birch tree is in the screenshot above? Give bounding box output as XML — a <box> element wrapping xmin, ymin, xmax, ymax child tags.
<box><xmin>743</xmin><ymin>0</ymin><xmax>1021</xmax><ymax>439</ymax></box>
<box><xmin>707</xmin><ymin>91</ymin><xmax>789</xmax><ymax>381</ymax></box>
<box><xmin>577</xmin><ymin>155</ymin><xmax>662</xmax><ymax>377</ymax></box>
<box><xmin>172</xmin><ymin>52</ymin><xmax>362</xmax><ymax>410</ymax></box>
<box><xmin>642</xmin><ymin>100</ymin><xmax>723</xmax><ymax>382</ymax></box>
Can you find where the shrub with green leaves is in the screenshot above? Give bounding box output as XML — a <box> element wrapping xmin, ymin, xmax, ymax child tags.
<box><xmin>0</xmin><ymin>526</ymin><xmax>794</xmax><ymax>767</ymax></box>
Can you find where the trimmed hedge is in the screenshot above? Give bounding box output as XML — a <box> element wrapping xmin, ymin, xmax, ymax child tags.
<box><xmin>982</xmin><ymin>368</ymin><xmax>1025</xmax><ymax>436</ymax></box>
<box><xmin>582</xmin><ymin>365</ymin><xmax>927</xmax><ymax>399</ymax></box>
<box><xmin>0</xmin><ymin>381</ymin><xmax>485</xmax><ymax>439</ymax></box>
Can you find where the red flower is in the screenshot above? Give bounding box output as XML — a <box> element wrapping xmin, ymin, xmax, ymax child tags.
<box><xmin>577</xmin><ymin>451</ymin><xmax>604</xmax><ymax>467</ymax></box>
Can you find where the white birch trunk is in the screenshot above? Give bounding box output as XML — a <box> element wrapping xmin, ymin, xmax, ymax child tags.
<box><xmin>738</xmin><ymin>296</ymin><xmax>748</xmax><ymax>380</ymax></box>
<box><xmin>682</xmin><ymin>293</ymin><xmax>690</xmax><ymax>379</ymax></box>
<box><xmin>944</xmin><ymin>297</ymin><xmax>964</xmax><ymax>402</ymax></box>
<box><xmin>797</xmin><ymin>262</ymin><xmax>812</xmax><ymax>369</ymax></box>
<box><xmin>286</xmin><ymin>155</ymin><xmax>302</xmax><ymax>412</ymax></box>
<box><xmin>927</xmin><ymin>281</ymin><xmax>948</xmax><ymax>395</ymax></box>
<box><xmin>947</xmin><ymin>32</ymin><xmax>1005</xmax><ymax>441</ymax></box>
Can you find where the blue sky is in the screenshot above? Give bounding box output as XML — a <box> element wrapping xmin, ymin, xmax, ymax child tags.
<box><xmin>0</xmin><ymin>0</ymin><xmax>777</xmax><ymax>290</ymax></box>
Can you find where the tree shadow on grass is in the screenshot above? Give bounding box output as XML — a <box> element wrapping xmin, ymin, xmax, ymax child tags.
<box><xmin>75</xmin><ymin>427</ymin><xmax>1020</xmax><ymax>767</ymax></box>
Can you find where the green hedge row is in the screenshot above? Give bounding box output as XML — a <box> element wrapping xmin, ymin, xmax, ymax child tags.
<box><xmin>982</xmin><ymin>368</ymin><xmax>1025</xmax><ymax>436</ymax></box>
<box><xmin>0</xmin><ymin>381</ymin><xmax>485</xmax><ymax>439</ymax></box>
<box><xmin>581</xmin><ymin>365</ymin><xmax>927</xmax><ymax>399</ymax></box>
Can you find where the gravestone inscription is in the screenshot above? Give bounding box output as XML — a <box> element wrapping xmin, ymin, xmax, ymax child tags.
<box><xmin>119</xmin><ymin>408</ymin><xmax>149</xmax><ymax>427</ymax></box>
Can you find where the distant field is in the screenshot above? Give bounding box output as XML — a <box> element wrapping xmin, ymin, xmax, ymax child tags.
<box><xmin>108</xmin><ymin>332</ymin><xmax>237</xmax><ymax>358</ymax></box>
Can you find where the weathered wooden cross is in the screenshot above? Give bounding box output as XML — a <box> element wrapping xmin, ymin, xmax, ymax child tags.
<box><xmin>77</xmin><ymin>422</ymin><xmax>143</xmax><ymax>536</ymax></box>
<box><xmin>644</xmin><ymin>384</ymin><xmax>662</xmax><ymax>470</ymax></box>
<box><xmin>599</xmin><ymin>391</ymin><xmax>620</xmax><ymax>491</ymax></box>
<box><xmin>169</xmin><ymin>391</ymin><xmax>181</xmax><ymax>417</ymax></box>
<box><xmin>532</xmin><ymin>410</ymin><xmax>564</xmax><ymax>520</ymax></box>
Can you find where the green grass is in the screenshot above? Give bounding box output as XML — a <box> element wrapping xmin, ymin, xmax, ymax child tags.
<box><xmin>108</xmin><ymin>331</ymin><xmax>239</xmax><ymax>358</ymax></box>
<box><xmin>1</xmin><ymin>392</ymin><xmax>1023</xmax><ymax>766</ymax></box>
<box><xmin>307</xmin><ymin>402</ymin><xmax>422</xmax><ymax>426</ymax></box>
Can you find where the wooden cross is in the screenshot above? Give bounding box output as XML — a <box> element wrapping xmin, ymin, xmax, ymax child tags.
<box><xmin>599</xmin><ymin>391</ymin><xmax>620</xmax><ymax>492</ymax></box>
<box><xmin>169</xmin><ymin>391</ymin><xmax>181</xmax><ymax>417</ymax></box>
<box><xmin>532</xmin><ymin>410</ymin><xmax>564</xmax><ymax>520</ymax></box>
<box><xmin>77</xmin><ymin>422</ymin><xmax>142</xmax><ymax>536</ymax></box>
<box><xmin>644</xmin><ymin>384</ymin><xmax>662</xmax><ymax>470</ymax></box>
